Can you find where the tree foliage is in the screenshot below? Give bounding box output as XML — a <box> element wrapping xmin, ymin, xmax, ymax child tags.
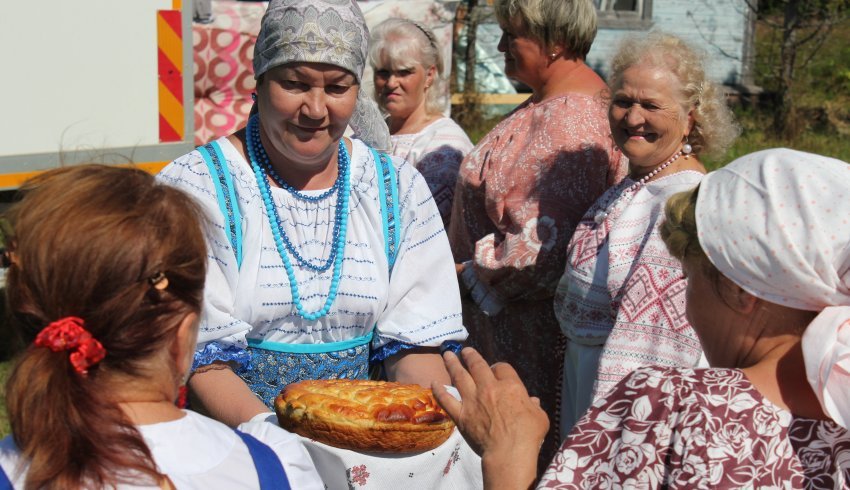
<box><xmin>747</xmin><ymin>0</ymin><xmax>850</xmax><ymax>138</ymax></box>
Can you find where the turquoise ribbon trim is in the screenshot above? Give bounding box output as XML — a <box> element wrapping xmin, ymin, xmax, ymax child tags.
<box><xmin>199</xmin><ymin>142</ymin><xmax>244</xmax><ymax>268</ymax></box>
<box><xmin>247</xmin><ymin>331</ymin><xmax>373</xmax><ymax>354</ymax></box>
<box><xmin>370</xmin><ymin>148</ymin><xmax>400</xmax><ymax>272</ymax></box>
<box><xmin>371</xmin><ymin>147</ymin><xmax>392</xmax><ymax>270</ymax></box>
<box><xmin>387</xmin><ymin>151</ymin><xmax>400</xmax><ymax>269</ymax></box>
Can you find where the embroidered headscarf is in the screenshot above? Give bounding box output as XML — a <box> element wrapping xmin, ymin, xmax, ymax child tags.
<box><xmin>253</xmin><ymin>0</ymin><xmax>391</xmax><ymax>150</ymax></box>
<box><xmin>695</xmin><ymin>148</ymin><xmax>850</xmax><ymax>426</ymax></box>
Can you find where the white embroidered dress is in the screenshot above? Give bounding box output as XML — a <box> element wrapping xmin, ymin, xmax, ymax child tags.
<box><xmin>158</xmin><ymin>137</ymin><xmax>467</xmax><ymax>402</ymax></box>
<box><xmin>388</xmin><ymin>117</ymin><xmax>473</xmax><ymax>227</ymax></box>
<box><xmin>555</xmin><ymin>170</ymin><xmax>705</xmax><ymax>435</ymax></box>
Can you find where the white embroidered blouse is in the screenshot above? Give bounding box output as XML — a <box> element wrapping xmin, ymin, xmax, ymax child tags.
<box><xmin>388</xmin><ymin>117</ymin><xmax>473</xmax><ymax>228</ymax></box>
<box><xmin>158</xmin><ymin>137</ymin><xmax>467</xmax><ymax>368</ymax></box>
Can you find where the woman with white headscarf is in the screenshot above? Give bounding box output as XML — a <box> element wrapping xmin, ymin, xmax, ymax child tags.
<box><xmin>159</xmin><ymin>0</ymin><xmax>467</xmax><ymax>427</ymax></box>
<box><xmin>431</xmin><ymin>148</ymin><xmax>850</xmax><ymax>488</ymax></box>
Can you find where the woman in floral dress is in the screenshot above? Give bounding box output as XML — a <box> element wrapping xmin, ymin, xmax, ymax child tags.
<box><xmin>447</xmin><ymin>0</ymin><xmax>625</xmax><ymax>465</ymax></box>
<box><xmin>434</xmin><ymin>148</ymin><xmax>850</xmax><ymax>489</ymax></box>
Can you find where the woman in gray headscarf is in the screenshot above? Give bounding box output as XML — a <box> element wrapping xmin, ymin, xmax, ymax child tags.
<box><xmin>159</xmin><ymin>0</ymin><xmax>467</xmax><ymax>426</ymax></box>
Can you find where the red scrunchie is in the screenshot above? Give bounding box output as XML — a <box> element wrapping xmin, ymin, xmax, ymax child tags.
<box><xmin>34</xmin><ymin>317</ymin><xmax>106</xmax><ymax>375</ymax></box>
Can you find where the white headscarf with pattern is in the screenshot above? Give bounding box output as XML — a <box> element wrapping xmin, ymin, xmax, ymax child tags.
<box><xmin>696</xmin><ymin>148</ymin><xmax>850</xmax><ymax>427</ymax></box>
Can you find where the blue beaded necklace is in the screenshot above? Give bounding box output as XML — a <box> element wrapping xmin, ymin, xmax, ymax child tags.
<box><xmin>248</xmin><ymin>125</ymin><xmax>340</xmax><ymax>202</ymax></box>
<box><xmin>247</xmin><ymin>115</ymin><xmax>346</xmax><ymax>273</ymax></box>
<box><xmin>246</xmin><ymin>114</ymin><xmax>350</xmax><ymax>321</ymax></box>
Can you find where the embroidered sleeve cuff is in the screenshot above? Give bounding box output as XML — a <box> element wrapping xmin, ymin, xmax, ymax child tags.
<box><xmin>370</xmin><ymin>340</ymin><xmax>465</xmax><ymax>363</ymax></box>
<box><xmin>192</xmin><ymin>341</ymin><xmax>253</xmax><ymax>372</ymax></box>
<box><xmin>370</xmin><ymin>340</ymin><xmax>415</xmax><ymax>363</ymax></box>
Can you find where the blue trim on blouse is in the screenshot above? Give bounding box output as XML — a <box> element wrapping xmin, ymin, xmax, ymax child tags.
<box><xmin>199</xmin><ymin>142</ymin><xmax>244</xmax><ymax>268</ymax></box>
<box><xmin>370</xmin><ymin>340</ymin><xmax>414</xmax><ymax>363</ymax></box>
<box><xmin>386</xmin><ymin>153</ymin><xmax>400</xmax><ymax>269</ymax></box>
<box><xmin>192</xmin><ymin>341</ymin><xmax>253</xmax><ymax>372</ymax></box>
<box><xmin>248</xmin><ymin>331</ymin><xmax>373</xmax><ymax>354</ymax></box>
<box><xmin>370</xmin><ymin>339</ymin><xmax>465</xmax><ymax>363</ymax></box>
<box><xmin>370</xmin><ymin>148</ymin><xmax>400</xmax><ymax>273</ymax></box>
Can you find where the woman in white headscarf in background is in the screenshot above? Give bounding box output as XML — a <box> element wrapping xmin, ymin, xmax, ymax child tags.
<box><xmin>159</xmin><ymin>0</ymin><xmax>467</xmax><ymax>427</ymax></box>
<box><xmin>434</xmin><ymin>148</ymin><xmax>850</xmax><ymax>489</ymax></box>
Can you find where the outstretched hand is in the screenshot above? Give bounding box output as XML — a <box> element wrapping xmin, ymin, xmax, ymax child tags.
<box><xmin>432</xmin><ymin>348</ymin><xmax>549</xmax><ymax>490</ymax></box>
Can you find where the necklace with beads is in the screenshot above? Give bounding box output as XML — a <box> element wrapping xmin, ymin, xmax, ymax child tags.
<box><xmin>246</xmin><ymin>114</ymin><xmax>350</xmax><ymax>321</ymax></box>
<box><xmin>594</xmin><ymin>149</ymin><xmax>683</xmax><ymax>225</ymax></box>
<box><xmin>247</xmin><ymin>115</ymin><xmax>345</xmax><ymax>272</ymax></box>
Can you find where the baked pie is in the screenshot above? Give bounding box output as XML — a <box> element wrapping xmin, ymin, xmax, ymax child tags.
<box><xmin>275</xmin><ymin>379</ymin><xmax>455</xmax><ymax>453</ymax></box>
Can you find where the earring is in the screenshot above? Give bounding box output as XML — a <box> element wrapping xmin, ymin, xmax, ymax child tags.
<box><xmin>176</xmin><ymin>386</ymin><xmax>188</xmax><ymax>408</ymax></box>
<box><xmin>251</xmin><ymin>92</ymin><xmax>257</xmax><ymax>102</ymax></box>
<box><xmin>682</xmin><ymin>137</ymin><xmax>693</xmax><ymax>158</ymax></box>
<box><xmin>176</xmin><ymin>373</ymin><xmax>189</xmax><ymax>408</ymax></box>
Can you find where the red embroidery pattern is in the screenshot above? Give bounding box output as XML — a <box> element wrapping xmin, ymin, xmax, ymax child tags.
<box><xmin>347</xmin><ymin>464</ymin><xmax>370</xmax><ymax>487</ymax></box>
<box><xmin>442</xmin><ymin>444</ymin><xmax>461</xmax><ymax>476</ymax></box>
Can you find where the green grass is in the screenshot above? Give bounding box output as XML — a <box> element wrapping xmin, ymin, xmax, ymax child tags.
<box><xmin>701</xmin><ymin>107</ymin><xmax>850</xmax><ymax>171</ymax></box>
<box><xmin>0</xmin><ymin>360</ymin><xmax>10</xmax><ymax>438</ymax></box>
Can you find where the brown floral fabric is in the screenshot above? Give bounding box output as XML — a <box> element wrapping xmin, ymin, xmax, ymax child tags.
<box><xmin>540</xmin><ymin>366</ymin><xmax>850</xmax><ymax>489</ymax></box>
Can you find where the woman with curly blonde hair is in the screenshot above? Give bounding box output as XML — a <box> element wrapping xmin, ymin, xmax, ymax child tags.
<box><xmin>554</xmin><ymin>31</ymin><xmax>740</xmax><ymax>435</ymax></box>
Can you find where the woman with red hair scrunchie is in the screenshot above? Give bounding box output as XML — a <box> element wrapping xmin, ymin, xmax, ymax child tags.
<box><xmin>0</xmin><ymin>165</ymin><xmax>323</xmax><ymax>489</ymax></box>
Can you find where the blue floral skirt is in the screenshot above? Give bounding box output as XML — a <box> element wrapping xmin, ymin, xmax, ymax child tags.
<box><xmin>239</xmin><ymin>343</ymin><xmax>370</xmax><ymax>407</ymax></box>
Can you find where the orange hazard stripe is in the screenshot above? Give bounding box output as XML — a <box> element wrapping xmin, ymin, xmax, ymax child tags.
<box><xmin>0</xmin><ymin>163</ymin><xmax>170</xmax><ymax>189</ymax></box>
<box><xmin>157</xmin><ymin>10</ymin><xmax>184</xmax><ymax>142</ymax></box>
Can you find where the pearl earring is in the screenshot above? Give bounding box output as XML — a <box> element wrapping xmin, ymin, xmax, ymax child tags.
<box><xmin>682</xmin><ymin>137</ymin><xmax>693</xmax><ymax>158</ymax></box>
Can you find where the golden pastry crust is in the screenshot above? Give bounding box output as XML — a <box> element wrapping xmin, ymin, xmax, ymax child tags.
<box><xmin>275</xmin><ymin>379</ymin><xmax>455</xmax><ymax>453</ymax></box>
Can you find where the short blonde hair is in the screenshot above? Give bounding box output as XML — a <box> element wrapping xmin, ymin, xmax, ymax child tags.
<box><xmin>494</xmin><ymin>0</ymin><xmax>597</xmax><ymax>58</ymax></box>
<box><xmin>609</xmin><ymin>33</ymin><xmax>740</xmax><ymax>158</ymax></box>
<box><xmin>368</xmin><ymin>18</ymin><xmax>446</xmax><ymax>116</ymax></box>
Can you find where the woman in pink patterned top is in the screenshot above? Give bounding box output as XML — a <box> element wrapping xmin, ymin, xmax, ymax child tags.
<box><xmin>433</xmin><ymin>148</ymin><xmax>850</xmax><ymax>489</ymax></box>
<box><xmin>446</xmin><ymin>0</ymin><xmax>625</xmax><ymax>466</ymax></box>
<box><xmin>369</xmin><ymin>18</ymin><xmax>474</xmax><ymax>228</ymax></box>
<box><xmin>554</xmin><ymin>33</ymin><xmax>739</xmax><ymax>434</ymax></box>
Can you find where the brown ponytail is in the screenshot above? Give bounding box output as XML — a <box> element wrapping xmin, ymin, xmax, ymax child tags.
<box><xmin>3</xmin><ymin>165</ymin><xmax>206</xmax><ymax>489</ymax></box>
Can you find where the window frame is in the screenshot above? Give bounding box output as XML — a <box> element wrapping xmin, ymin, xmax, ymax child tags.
<box><xmin>596</xmin><ymin>0</ymin><xmax>654</xmax><ymax>30</ymax></box>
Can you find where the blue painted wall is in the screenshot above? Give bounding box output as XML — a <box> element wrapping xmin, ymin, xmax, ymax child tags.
<box><xmin>587</xmin><ymin>0</ymin><xmax>753</xmax><ymax>86</ymax></box>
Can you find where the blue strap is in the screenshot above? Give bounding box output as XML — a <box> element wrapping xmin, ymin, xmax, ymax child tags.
<box><xmin>0</xmin><ymin>464</ymin><xmax>12</xmax><ymax>490</ymax></box>
<box><xmin>199</xmin><ymin>142</ymin><xmax>244</xmax><ymax>268</ymax></box>
<box><xmin>235</xmin><ymin>430</ymin><xmax>291</xmax><ymax>490</ymax></box>
<box><xmin>248</xmin><ymin>330</ymin><xmax>373</xmax><ymax>354</ymax></box>
<box><xmin>370</xmin><ymin>148</ymin><xmax>400</xmax><ymax>275</ymax></box>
